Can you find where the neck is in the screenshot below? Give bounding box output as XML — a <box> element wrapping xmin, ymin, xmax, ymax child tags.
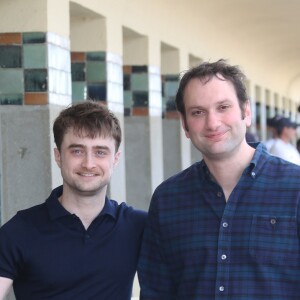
<box><xmin>204</xmin><ymin>142</ymin><xmax>255</xmax><ymax>201</ymax></box>
<box><xmin>59</xmin><ymin>188</ymin><xmax>106</xmax><ymax>229</ymax></box>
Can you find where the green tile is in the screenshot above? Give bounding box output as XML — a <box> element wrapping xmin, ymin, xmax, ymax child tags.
<box><xmin>23</xmin><ymin>44</ymin><xmax>47</xmax><ymax>68</ymax></box>
<box><xmin>24</xmin><ymin>69</ymin><xmax>48</xmax><ymax>92</ymax></box>
<box><xmin>131</xmin><ymin>74</ymin><xmax>148</xmax><ymax>91</ymax></box>
<box><xmin>164</xmin><ymin>81</ymin><xmax>179</xmax><ymax>97</ymax></box>
<box><xmin>0</xmin><ymin>45</ymin><xmax>22</xmax><ymax>68</ymax></box>
<box><xmin>72</xmin><ymin>82</ymin><xmax>87</xmax><ymax>102</ymax></box>
<box><xmin>124</xmin><ymin>91</ymin><xmax>133</xmax><ymax>108</ymax></box>
<box><xmin>23</xmin><ymin>32</ymin><xmax>46</xmax><ymax>44</ymax></box>
<box><xmin>86</xmin><ymin>61</ymin><xmax>106</xmax><ymax>82</ymax></box>
<box><xmin>0</xmin><ymin>69</ymin><xmax>23</xmax><ymax>93</ymax></box>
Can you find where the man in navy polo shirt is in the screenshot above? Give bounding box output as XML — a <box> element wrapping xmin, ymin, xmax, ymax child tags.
<box><xmin>0</xmin><ymin>101</ymin><xmax>147</xmax><ymax>300</ymax></box>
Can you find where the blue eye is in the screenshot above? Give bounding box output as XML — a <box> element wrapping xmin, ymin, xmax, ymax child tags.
<box><xmin>95</xmin><ymin>150</ymin><xmax>107</xmax><ymax>157</ymax></box>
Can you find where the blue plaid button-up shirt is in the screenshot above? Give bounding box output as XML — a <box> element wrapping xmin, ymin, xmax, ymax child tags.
<box><xmin>138</xmin><ymin>143</ymin><xmax>300</xmax><ymax>299</ymax></box>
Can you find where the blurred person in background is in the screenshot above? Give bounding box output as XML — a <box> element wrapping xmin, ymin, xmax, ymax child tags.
<box><xmin>268</xmin><ymin>115</ymin><xmax>300</xmax><ymax>165</ymax></box>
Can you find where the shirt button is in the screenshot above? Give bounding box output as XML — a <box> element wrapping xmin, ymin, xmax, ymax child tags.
<box><xmin>221</xmin><ymin>254</ymin><xmax>227</xmax><ymax>260</ymax></box>
<box><xmin>219</xmin><ymin>286</ymin><xmax>225</xmax><ymax>292</ymax></box>
<box><xmin>222</xmin><ymin>222</ymin><xmax>228</xmax><ymax>228</ymax></box>
<box><xmin>86</xmin><ymin>234</ymin><xmax>90</xmax><ymax>239</ymax></box>
<box><xmin>217</xmin><ymin>191</ymin><xmax>223</xmax><ymax>197</ymax></box>
<box><xmin>270</xmin><ymin>218</ymin><xmax>276</xmax><ymax>225</ymax></box>
<box><xmin>251</xmin><ymin>171</ymin><xmax>256</xmax><ymax>178</ymax></box>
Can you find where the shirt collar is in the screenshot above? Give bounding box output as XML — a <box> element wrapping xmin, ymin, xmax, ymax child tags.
<box><xmin>46</xmin><ymin>185</ymin><xmax>117</xmax><ymax>220</ymax></box>
<box><xmin>198</xmin><ymin>142</ymin><xmax>268</xmax><ymax>180</ymax></box>
<box><xmin>248</xmin><ymin>142</ymin><xmax>269</xmax><ymax>176</ymax></box>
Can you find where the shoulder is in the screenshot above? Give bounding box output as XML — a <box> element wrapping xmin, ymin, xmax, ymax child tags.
<box><xmin>107</xmin><ymin>199</ymin><xmax>147</xmax><ymax>225</ymax></box>
<box><xmin>0</xmin><ymin>203</ymin><xmax>47</xmax><ymax>234</ymax></box>
<box><xmin>154</xmin><ymin>162</ymin><xmax>202</xmax><ymax>196</ymax></box>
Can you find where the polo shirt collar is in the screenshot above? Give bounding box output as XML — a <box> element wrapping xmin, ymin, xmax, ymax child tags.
<box><xmin>46</xmin><ymin>185</ymin><xmax>117</xmax><ymax>221</ymax></box>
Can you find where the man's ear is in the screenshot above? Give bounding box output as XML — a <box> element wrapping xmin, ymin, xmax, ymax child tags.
<box><xmin>54</xmin><ymin>148</ymin><xmax>61</xmax><ymax>168</ymax></box>
<box><xmin>113</xmin><ymin>151</ymin><xmax>121</xmax><ymax>167</ymax></box>
<box><xmin>244</xmin><ymin>100</ymin><xmax>252</xmax><ymax>127</ymax></box>
<box><xmin>179</xmin><ymin>113</ymin><xmax>190</xmax><ymax>139</ymax></box>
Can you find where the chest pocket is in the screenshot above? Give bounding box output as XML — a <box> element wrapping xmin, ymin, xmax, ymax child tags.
<box><xmin>249</xmin><ymin>215</ymin><xmax>300</xmax><ymax>266</ymax></box>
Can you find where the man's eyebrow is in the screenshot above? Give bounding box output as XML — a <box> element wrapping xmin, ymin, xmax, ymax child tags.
<box><xmin>93</xmin><ymin>145</ymin><xmax>110</xmax><ymax>151</ymax></box>
<box><xmin>68</xmin><ymin>143</ymin><xmax>85</xmax><ymax>149</ymax></box>
<box><xmin>67</xmin><ymin>144</ymin><xmax>111</xmax><ymax>151</ymax></box>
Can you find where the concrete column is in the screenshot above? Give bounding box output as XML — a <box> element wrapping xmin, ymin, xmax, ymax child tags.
<box><xmin>246</xmin><ymin>80</ymin><xmax>258</xmax><ymax>136</ymax></box>
<box><xmin>123</xmin><ymin>32</ymin><xmax>163</xmax><ymax>210</ymax></box>
<box><xmin>269</xmin><ymin>92</ymin><xmax>276</xmax><ymax>117</ymax></box>
<box><xmin>161</xmin><ymin>44</ymin><xmax>182</xmax><ymax>179</ymax></box>
<box><xmin>259</xmin><ymin>87</ymin><xmax>267</xmax><ymax>141</ymax></box>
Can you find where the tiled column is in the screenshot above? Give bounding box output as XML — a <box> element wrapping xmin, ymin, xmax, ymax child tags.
<box><xmin>0</xmin><ymin>31</ymin><xmax>71</xmax><ymax>225</ymax></box>
<box><xmin>123</xmin><ymin>64</ymin><xmax>163</xmax><ymax>210</ymax></box>
<box><xmin>162</xmin><ymin>74</ymin><xmax>182</xmax><ymax>179</ymax></box>
<box><xmin>248</xmin><ymin>81</ymin><xmax>258</xmax><ymax>135</ymax></box>
<box><xmin>106</xmin><ymin>52</ymin><xmax>126</xmax><ymax>203</ymax></box>
<box><xmin>71</xmin><ymin>50</ymin><xmax>126</xmax><ymax>202</ymax></box>
<box><xmin>0</xmin><ymin>32</ymin><xmax>71</xmax><ymax>106</ymax></box>
<box><xmin>259</xmin><ymin>87</ymin><xmax>267</xmax><ymax>141</ymax></box>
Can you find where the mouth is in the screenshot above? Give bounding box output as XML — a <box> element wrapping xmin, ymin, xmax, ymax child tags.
<box><xmin>205</xmin><ymin>131</ymin><xmax>226</xmax><ymax>141</ymax></box>
<box><xmin>77</xmin><ymin>173</ymin><xmax>98</xmax><ymax>177</ymax></box>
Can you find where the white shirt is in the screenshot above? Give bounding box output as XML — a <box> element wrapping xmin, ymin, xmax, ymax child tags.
<box><xmin>269</xmin><ymin>138</ymin><xmax>300</xmax><ymax>165</ymax></box>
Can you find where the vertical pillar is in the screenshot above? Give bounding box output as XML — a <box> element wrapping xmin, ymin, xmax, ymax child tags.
<box><xmin>70</xmin><ymin>8</ymin><xmax>126</xmax><ymax>202</ymax></box>
<box><xmin>259</xmin><ymin>87</ymin><xmax>267</xmax><ymax>141</ymax></box>
<box><xmin>269</xmin><ymin>92</ymin><xmax>276</xmax><ymax>117</ymax></box>
<box><xmin>161</xmin><ymin>44</ymin><xmax>182</xmax><ymax>179</ymax></box>
<box><xmin>246</xmin><ymin>80</ymin><xmax>258</xmax><ymax>136</ymax></box>
<box><xmin>0</xmin><ymin>0</ymin><xmax>71</xmax><ymax>226</ymax></box>
<box><xmin>123</xmin><ymin>32</ymin><xmax>163</xmax><ymax>210</ymax></box>
<box><xmin>274</xmin><ymin>93</ymin><xmax>282</xmax><ymax>115</ymax></box>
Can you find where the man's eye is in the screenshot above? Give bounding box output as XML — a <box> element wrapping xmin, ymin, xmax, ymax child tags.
<box><xmin>191</xmin><ymin>110</ymin><xmax>205</xmax><ymax>116</ymax></box>
<box><xmin>72</xmin><ymin>149</ymin><xmax>83</xmax><ymax>155</ymax></box>
<box><xmin>95</xmin><ymin>151</ymin><xmax>106</xmax><ymax>157</ymax></box>
<box><xmin>219</xmin><ymin>105</ymin><xmax>229</xmax><ymax>111</ymax></box>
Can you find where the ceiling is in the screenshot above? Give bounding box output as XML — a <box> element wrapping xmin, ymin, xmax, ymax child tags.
<box><xmin>192</xmin><ymin>0</ymin><xmax>300</xmax><ymax>102</ymax></box>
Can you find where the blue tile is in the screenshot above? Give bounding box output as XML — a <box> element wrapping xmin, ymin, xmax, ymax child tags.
<box><xmin>88</xmin><ymin>83</ymin><xmax>106</xmax><ymax>101</ymax></box>
<box><xmin>24</xmin><ymin>69</ymin><xmax>48</xmax><ymax>92</ymax></box>
<box><xmin>71</xmin><ymin>62</ymin><xmax>86</xmax><ymax>81</ymax></box>
<box><xmin>0</xmin><ymin>94</ymin><xmax>23</xmax><ymax>105</ymax></box>
<box><xmin>23</xmin><ymin>32</ymin><xmax>46</xmax><ymax>44</ymax></box>
<box><xmin>86</xmin><ymin>51</ymin><xmax>106</xmax><ymax>61</ymax></box>
<box><xmin>0</xmin><ymin>45</ymin><xmax>22</xmax><ymax>68</ymax></box>
<box><xmin>133</xmin><ymin>91</ymin><xmax>148</xmax><ymax>107</ymax></box>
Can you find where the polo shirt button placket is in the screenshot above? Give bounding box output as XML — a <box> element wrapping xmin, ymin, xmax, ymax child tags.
<box><xmin>217</xmin><ymin>191</ymin><xmax>223</xmax><ymax>198</ymax></box>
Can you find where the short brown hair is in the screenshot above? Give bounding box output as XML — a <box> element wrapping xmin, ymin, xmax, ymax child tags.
<box><xmin>53</xmin><ymin>101</ymin><xmax>121</xmax><ymax>152</ymax></box>
<box><xmin>176</xmin><ymin>59</ymin><xmax>248</xmax><ymax>118</ymax></box>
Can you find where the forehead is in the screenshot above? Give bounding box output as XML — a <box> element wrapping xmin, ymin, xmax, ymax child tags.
<box><xmin>184</xmin><ymin>77</ymin><xmax>238</xmax><ymax>104</ymax></box>
<box><xmin>62</xmin><ymin>128</ymin><xmax>115</xmax><ymax>147</ymax></box>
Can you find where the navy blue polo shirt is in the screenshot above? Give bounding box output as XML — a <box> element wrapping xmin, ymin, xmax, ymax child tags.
<box><xmin>0</xmin><ymin>186</ymin><xmax>147</xmax><ymax>300</ymax></box>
